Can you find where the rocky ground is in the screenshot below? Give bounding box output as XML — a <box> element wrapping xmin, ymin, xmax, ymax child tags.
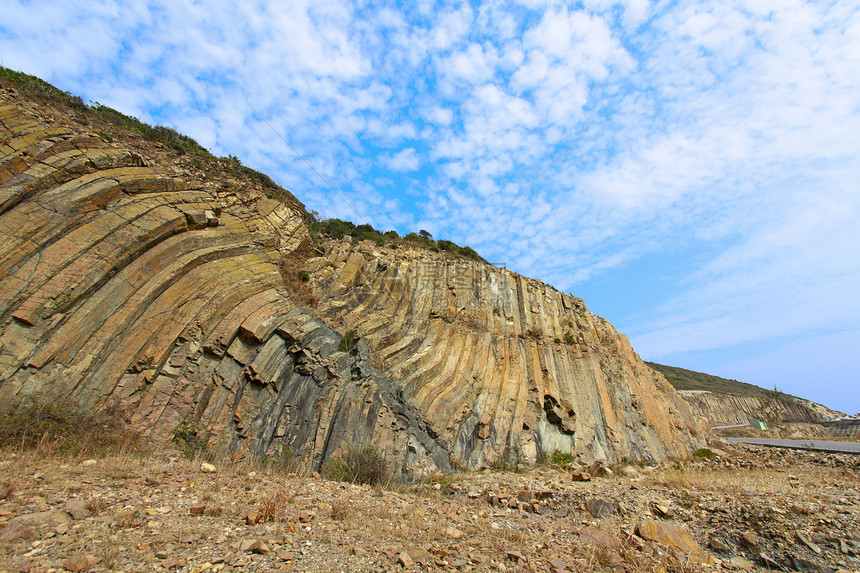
<box><xmin>0</xmin><ymin>441</ymin><xmax>858</xmax><ymax>573</ymax></box>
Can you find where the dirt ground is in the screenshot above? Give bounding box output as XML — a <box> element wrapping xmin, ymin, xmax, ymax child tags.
<box><xmin>1</xmin><ymin>440</ymin><xmax>858</xmax><ymax>573</ymax></box>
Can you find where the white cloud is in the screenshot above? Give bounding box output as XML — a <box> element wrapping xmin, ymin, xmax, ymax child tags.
<box><xmin>424</xmin><ymin>106</ymin><xmax>454</xmax><ymax>126</ymax></box>
<box><xmin>439</xmin><ymin>42</ymin><xmax>498</xmax><ymax>87</ymax></box>
<box><xmin>387</xmin><ymin>147</ymin><xmax>420</xmax><ymax>171</ymax></box>
<box><xmin>429</xmin><ymin>4</ymin><xmax>473</xmax><ymax>50</ymax></box>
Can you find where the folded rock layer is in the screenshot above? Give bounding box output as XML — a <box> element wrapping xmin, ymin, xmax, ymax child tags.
<box><xmin>0</xmin><ymin>87</ymin><xmax>704</xmax><ymax>475</ymax></box>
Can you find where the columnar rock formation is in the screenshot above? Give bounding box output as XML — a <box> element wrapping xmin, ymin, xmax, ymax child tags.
<box><xmin>0</xmin><ymin>91</ymin><xmax>448</xmax><ymax>477</ymax></box>
<box><xmin>307</xmin><ymin>241</ymin><xmax>706</xmax><ymax>467</ymax></box>
<box><xmin>0</xmin><ymin>85</ymin><xmax>705</xmax><ymax>475</ymax></box>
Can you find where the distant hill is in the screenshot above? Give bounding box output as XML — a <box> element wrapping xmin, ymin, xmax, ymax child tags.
<box><xmin>648</xmin><ymin>362</ymin><xmax>847</xmax><ymax>425</ymax></box>
<box><xmin>646</xmin><ymin>362</ymin><xmax>782</xmax><ymax>399</ymax></box>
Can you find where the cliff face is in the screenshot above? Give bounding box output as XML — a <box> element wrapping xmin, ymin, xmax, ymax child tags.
<box><xmin>679</xmin><ymin>391</ymin><xmax>839</xmax><ymax>427</ymax></box>
<box><xmin>0</xmin><ymin>86</ymin><xmax>704</xmax><ymax>475</ymax></box>
<box><xmin>0</xmin><ymin>90</ymin><xmax>449</xmax><ymax>477</ymax></box>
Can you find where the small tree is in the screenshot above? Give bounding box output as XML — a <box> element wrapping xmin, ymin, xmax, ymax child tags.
<box><xmin>757</xmin><ymin>385</ymin><xmax>784</xmax><ymax>428</ymax></box>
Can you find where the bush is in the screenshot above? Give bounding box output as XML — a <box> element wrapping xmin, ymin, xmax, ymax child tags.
<box><xmin>0</xmin><ymin>401</ymin><xmax>141</xmax><ymax>456</ymax></box>
<box><xmin>491</xmin><ymin>444</ymin><xmax>525</xmax><ymax>473</ymax></box>
<box><xmin>173</xmin><ymin>420</ymin><xmax>207</xmax><ymax>459</ymax></box>
<box><xmin>693</xmin><ymin>448</ymin><xmax>715</xmax><ymax>459</ymax></box>
<box><xmin>323</xmin><ymin>446</ymin><xmax>389</xmax><ymax>485</ymax></box>
<box><xmin>550</xmin><ymin>450</ymin><xmax>576</xmax><ymax>467</ymax></box>
<box><xmin>297</xmin><ymin>270</ymin><xmax>310</xmax><ymax>282</ymax></box>
<box><xmin>339</xmin><ymin>329</ymin><xmax>359</xmax><ymax>352</ymax></box>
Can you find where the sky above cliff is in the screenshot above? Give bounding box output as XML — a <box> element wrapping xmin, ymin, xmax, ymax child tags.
<box><xmin>2</xmin><ymin>0</ymin><xmax>859</xmax><ymax>415</ymax></box>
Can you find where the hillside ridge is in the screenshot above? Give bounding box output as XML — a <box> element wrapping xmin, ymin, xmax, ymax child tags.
<box><xmin>647</xmin><ymin>362</ymin><xmax>844</xmax><ymax>426</ymax></box>
<box><xmin>647</xmin><ymin>362</ymin><xmax>787</xmax><ymax>398</ymax></box>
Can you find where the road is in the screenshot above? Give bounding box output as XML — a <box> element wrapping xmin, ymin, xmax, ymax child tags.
<box><xmin>725</xmin><ymin>437</ymin><xmax>860</xmax><ymax>454</ymax></box>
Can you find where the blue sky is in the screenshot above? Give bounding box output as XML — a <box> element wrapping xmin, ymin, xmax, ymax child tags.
<box><xmin>2</xmin><ymin>0</ymin><xmax>859</xmax><ymax>415</ymax></box>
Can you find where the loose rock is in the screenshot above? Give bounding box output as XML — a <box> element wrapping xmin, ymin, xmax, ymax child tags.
<box><xmin>635</xmin><ymin>519</ymin><xmax>714</xmax><ymax>564</ymax></box>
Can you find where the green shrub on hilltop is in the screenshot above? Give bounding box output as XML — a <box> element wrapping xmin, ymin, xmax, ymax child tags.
<box><xmin>308</xmin><ymin>216</ymin><xmax>483</xmax><ymax>261</ymax></box>
<box><xmin>0</xmin><ymin>67</ymin><xmax>87</xmax><ymax>110</ymax></box>
<box><xmin>90</xmin><ymin>102</ymin><xmax>214</xmax><ymax>158</ymax></box>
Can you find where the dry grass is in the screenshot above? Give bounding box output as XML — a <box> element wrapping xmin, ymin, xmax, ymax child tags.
<box><xmin>0</xmin><ymin>478</ymin><xmax>16</xmax><ymax>502</ymax></box>
<box><xmin>278</xmin><ymin>238</ymin><xmax>320</xmax><ymax>308</ymax></box>
<box><xmin>257</xmin><ymin>489</ymin><xmax>289</xmax><ymax>522</ymax></box>
<box><xmin>322</xmin><ymin>446</ymin><xmax>390</xmax><ymax>486</ymax></box>
<box><xmin>650</xmin><ymin>466</ymin><xmax>806</xmax><ymax>494</ymax></box>
<box><xmin>330</xmin><ymin>500</ymin><xmax>352</xmax><ymax>521</ymax></box>
<box><xmin>112</xmin><ymin>507</ymin><xmax>145</xmax><ymax>529</ymax></box>
<box><xmin>227</xmin><ymin>450</ymin><xmax>311</xmax><ymax>479</ymax></box>
<box><xmin>99</xmin><ymin>532</ymin><xmax>121</xmax><ymax>571</ymax></box>
<box><xmin>0</xmin><ymin>401</ymin><xmax>144</xmax><ymax>458</ymax></box>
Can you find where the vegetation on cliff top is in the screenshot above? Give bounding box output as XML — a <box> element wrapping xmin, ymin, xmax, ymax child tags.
<box><xmin>0</xmin><ymin>66</ymin><xmax>290</xmax><ymax>203</ymax></box>
<box><xmin>308</xmin><ymin>213</ymin><xmax>485</xmax><ymax>262</ymax></box>
<box><xmin>647</xmin><ymin>362</ymin><xmax>795</xmax><ymax>401</ymax></box>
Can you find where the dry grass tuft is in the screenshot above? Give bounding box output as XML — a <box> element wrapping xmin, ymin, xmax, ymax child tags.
<box><xmin>113</xmin><ymin>507</ymin><xmax>145</xmax><ymax>529</ymax></box>
<box><xmin>0</xmin><ymin>478</ymin><xmax>16</xmax><ymax>501</ymax></box>
<box><xmin>323</xmin><ymin>446</ymin><xmax>390</xmax><ymax>486</ymax></box>
<box><xmin>330</xmin><ymin>500</ymin><xmax>352</xmax><ymax>521</ymax></box>
<box><xmin>258</xmin><ymin>490</ymin><xmax>288</xmax><ymax>522</ymax></box>
<box><xmin>101</xmin><ymin>532</ymin><xmax>121</xmax><ymax>570</ymax></box>
<box><xmin>86</xmin><ymin>499</ymin><xmax>108</xmax><ymax>515</ymax></box>
<box><xmin>492</xmin><ymin>526</ymin><xmax>528</xmax><ymax>544</ymax></box>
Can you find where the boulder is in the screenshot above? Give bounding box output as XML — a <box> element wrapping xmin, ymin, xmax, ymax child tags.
<box><xmin>635</xmin><ymin>519</ymin><xmax>714</xmax><ymax>564</ymax></box>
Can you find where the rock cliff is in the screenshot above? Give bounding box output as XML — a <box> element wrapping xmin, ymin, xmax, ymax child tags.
<box><xmin>0</xmin><ymin>83</ymin><xmax>705</xmax><ymax>476</ymax></box>
<box><xmin>679</xmin><ymin>391</ymin><xmax>840</xmax><ymax>427</ymax></box>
